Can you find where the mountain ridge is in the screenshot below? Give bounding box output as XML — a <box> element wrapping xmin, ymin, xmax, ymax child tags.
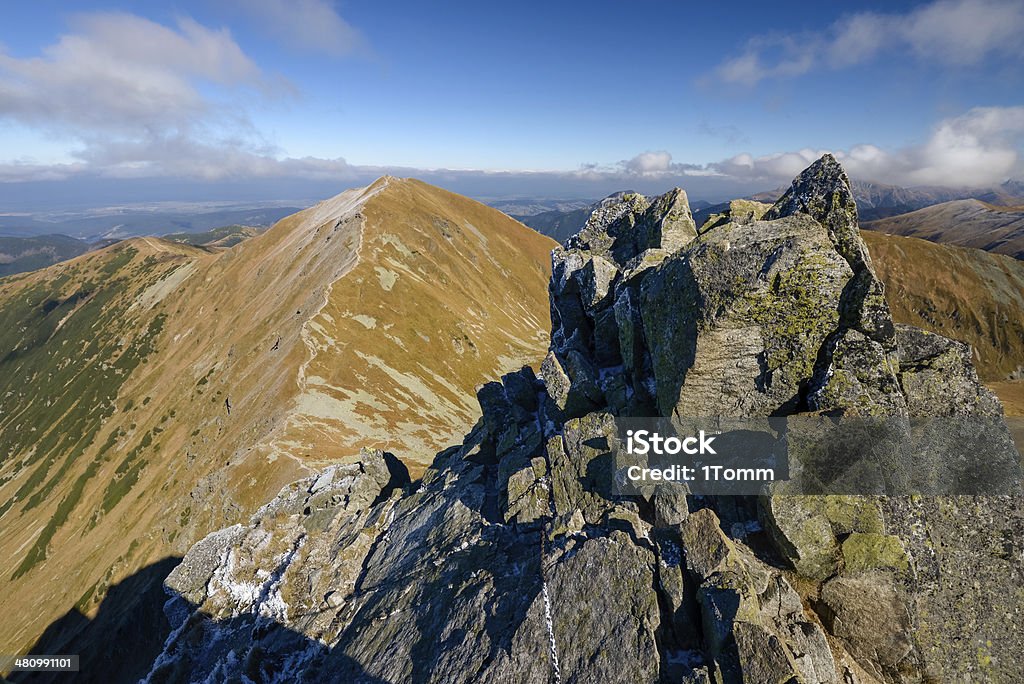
<box><xmin>0</xmin><ymin>176</ymin><xmax>556</xmax><ymax>661</ymax></box>
<box><xmin>863</xmin><ymin>230</ymin><xmax>1024</xmax><ymax>381</ymax></box>
<box><xmin>863</xmin><ymin>198</ymin><xmax>1024</xmax><ymax>259</ymax></box>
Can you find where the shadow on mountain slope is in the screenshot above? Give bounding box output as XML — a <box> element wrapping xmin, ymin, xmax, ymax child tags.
<box><xmin>6</xmin><ymin>556</ymin><xmax>395</xmax><ymax>684</ymax></box>
<box><xmin>8</xmin><ymin>557</ymin><xmax>181</xmax><ymax>684</ymax></box>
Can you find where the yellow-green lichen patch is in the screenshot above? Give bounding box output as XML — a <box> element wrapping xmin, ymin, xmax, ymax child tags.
<box><xmin>841</xmin><ymin>532</ymin><xmax>910</xmax><ymax>575</ymax></box>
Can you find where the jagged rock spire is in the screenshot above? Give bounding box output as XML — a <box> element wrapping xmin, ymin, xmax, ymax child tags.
<box><xmin>763</xmin><ymin>154</ymin><xmax>895</xmax><ymax>345</ymax></box>
<box><xmin>764</xmin><ymin>153</ymin><xmax>865</xmax><ymax>268</ymax></box>
<box><xmin>545</xmin><ymin>187</ymin><xmax>700</xmax><ymax>417</ymax></box>
<box><xmin>544</xmin><ymin>154</ymin><xmax>912</xmax><ymax>418</ymax></box>
<box><xmin>564</xmin><ymin>188</ymin><xmax>697</xmax><ymax>266</ymax></box>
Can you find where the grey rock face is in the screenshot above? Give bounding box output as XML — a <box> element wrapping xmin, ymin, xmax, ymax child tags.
<box><xmin>144</xmin><ymin>375</ymin><xmax>673</xmax><ymax>684</ymax></box>
<box><xmin>819</xmin><ymin>572</ymin><xmax>915</xmax><ymax>680</ymax></box>
<box><xmin>148</xmin><ymin>156</ymin><xmax>1023</xmax><ymax>683</ymax></box>
<box><xmin>640</xmin><ymin>214</ymin><xmax>851</xmax><ymax>417</ymax></box>
<box><xmin>762</xmin><ymin>154</ymin><xmax>901</xmax><ymax>415</ymax></box>
<box><xmin>895</xmin><ymin>324</ymin><xmax>1004</xmax><ymax>416</ymax></box>
<box><xmin>545</xmin><ymin>187</ymin><xmax>699</xmax><ymax>417</ymax></box>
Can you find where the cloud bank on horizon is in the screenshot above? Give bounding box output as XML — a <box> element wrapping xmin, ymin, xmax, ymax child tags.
<box><xmin>0</xmin><ymin>0</ymin><xmax>1021</xmax><ymax>203</ymax></box>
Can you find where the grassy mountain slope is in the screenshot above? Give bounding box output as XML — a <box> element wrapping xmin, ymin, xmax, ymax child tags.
<box><xmin>0</xmin><ymin>177</ymin><xmax>555</xmax><ymax>658</ymax></box>
<box><xmin>0</xmin><ymin>238</ymin><xmax>211</xmax><ymax>652</ymax></box>
<box><xmin>287</xmin><ymin>178</ymin><xmax>554</xmax><ymax>466</ymax></box>
<box><xmin>863</xmin><ymin>199</ymin><xmax>1024</xmax><ymax>258</ymax></box>
<box><xmin>864</xmin><ymin>230</ymin><xmax>1024</xmax><ymax>383</ymax></box>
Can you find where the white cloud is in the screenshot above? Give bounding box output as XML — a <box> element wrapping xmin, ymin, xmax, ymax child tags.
<box><xmin>235</xmin><ymin>0</ymin><xmax>366</xmax><ymax>57</ymax></box>
<box><xmin>0</xmin><ymin>160</ymin><xmax>87</xmax><ymax>183</ymax></box>
<box><xmin>0</xmin><ymin>12</ymin><xmax>306</xmax><ymax>181</ymax></box>
<box><xmin>0</xmin><ymin>13</ymin><xmax>271</xmax><ymax>134</ymax></box>
<box><xmin>900</xmin><ymin>106</ymin><xmax>1024</xmax><ymax>185</ymax></box>
<box><xmin>706</xmin><ymin>106</ymin><xmax>1024</xmax><ymax>187</ymax></box>
<box><xmin>711</xmin><ymin>149</ymin><xmax>829</xmax><ymax>181</ymax></box>
<box><xmin>904</xmin><ymin>0</ymin><xmax>1024</xmax><ymax>63</ymax></box>
<box><xmin>714</xmin><ymin>0</ymin><xmax>1024</xmax><ymax>85</ymax></box>
<box><xmin>623</xmin><ymin>151</ymin><xmax>673</xmax><ymax>175</ymax></box>
<box><xmin>715</xmin><ymin>36</ymin><xmax>816</xmax><ymax>85</ymax></box>
<box><xmin>4</xmin><ymin>102</ymin><xmax>1021</xmax><ymax>189</ymax></box>
<box><xmin>827</xmin><ymin>13</ymin><xmax>890</xmax><ymax>68</ymax></box>
<box><xmin>0</xmin><ymin>7</ymin><xmax>369</xmax><ymax>183</ymax></box>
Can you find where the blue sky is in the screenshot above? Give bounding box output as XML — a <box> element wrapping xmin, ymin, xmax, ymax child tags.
<box><xmin>0</xmin><ymin>0</ymin><xmax>1022</xmax><ymax>205</ymax></box>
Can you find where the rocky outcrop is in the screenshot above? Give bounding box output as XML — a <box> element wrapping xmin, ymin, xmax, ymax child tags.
<box><xmin>543</xmin><ymin>155</ymin><xmax>911</xmax><ymax>419</ymax></box>
<box><xmin>146</xmin><ymin>156</ymin><xmax>1023</xmax><ymax>683</ymax></box>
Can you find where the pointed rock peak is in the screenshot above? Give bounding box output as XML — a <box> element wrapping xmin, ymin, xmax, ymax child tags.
<box><xmin>765</xmin><ymin>153</ymin><xmax>854</xmax><ymax>221</ymax></box>
<box><xmin>647</xmin><ymin>187</ymin><xmax>688</xmax><ymax>215</ymax></box>
<box><xmin>764</xmin><ymin>153</ymin><xmax>866</xmax><ymax>270</ymax></box>
<box><xmin>645</xmin><ymin>187</ymin><xmax>697</xmax><ymax>253</ymax></box>
<box><xmin>808</xmin><ymin>151</ymin><xmax>845</xmax><ymax>177</ymax></box>
<box><xmin>763</xmin><ymin>154</ymin><xmax>897</xmax><ymax>350</ymax></box>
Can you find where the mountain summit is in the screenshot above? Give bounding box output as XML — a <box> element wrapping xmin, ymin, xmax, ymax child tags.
<box><xmin>138</xmin><ymin>157</ymin><xmax>1023</xmax><ymax>683</ymax></box>
<box><xmin>0</xmin><ymin>177</ymin><xmax>556</xmax><ymax>669</ymax></box>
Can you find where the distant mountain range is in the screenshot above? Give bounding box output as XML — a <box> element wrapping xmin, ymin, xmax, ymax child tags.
<box><xmin>862</xmin><ymin>199</ymin><xmax>1024</xmax><ymax>259</ymax></box>
<box><xmin>0</xmin><ymin>234</ymin><xmax>97</xmax><ymax>278</ymax></box>
<box><xmin>0</xmin><ymin>226</ymin><xmax>266</xmax><ymax>279</ymax></box>
<box><xmin>509</xmin><ymin>206</ymin><xmax>593</xmax><ymax>243</ymax></box>
<box><xmin>0</xmin><ymin>204</ymin><xmax>305</xmax><ymax>242</ymax></box>
<box><xmin>485</xmin><ymin>198</ymin><xmax>595</xmax><ymax>217</ymax></box>
<box><xmin>5</xmin><ymin>177</ymin><xmax>1022</xmax><ymax>277</ymax></box>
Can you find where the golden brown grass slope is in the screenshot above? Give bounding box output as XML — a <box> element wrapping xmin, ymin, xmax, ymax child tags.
<box><xmin>863</xmin><ymin>230</ymin><xmax>1024</xmax><ymax>413</ymax></box>
<box><xmin>987</xmin><ymin>381</ymin><xmax>1024</xmax><ymax>416</ymax></box>
<box><xmin>282</xmin><ymin>178</ymin><xmax>555</xmax><ymax>468</ymax></box>
<box><xmin>863</xmin><ymin>198</ymin><xmax>1024</xmax><ymax>258</ymax></box>
<box><xmin>0</xmin><ymin>177</ymin><xmax>555</xmax><ymax>660</ymax></box>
